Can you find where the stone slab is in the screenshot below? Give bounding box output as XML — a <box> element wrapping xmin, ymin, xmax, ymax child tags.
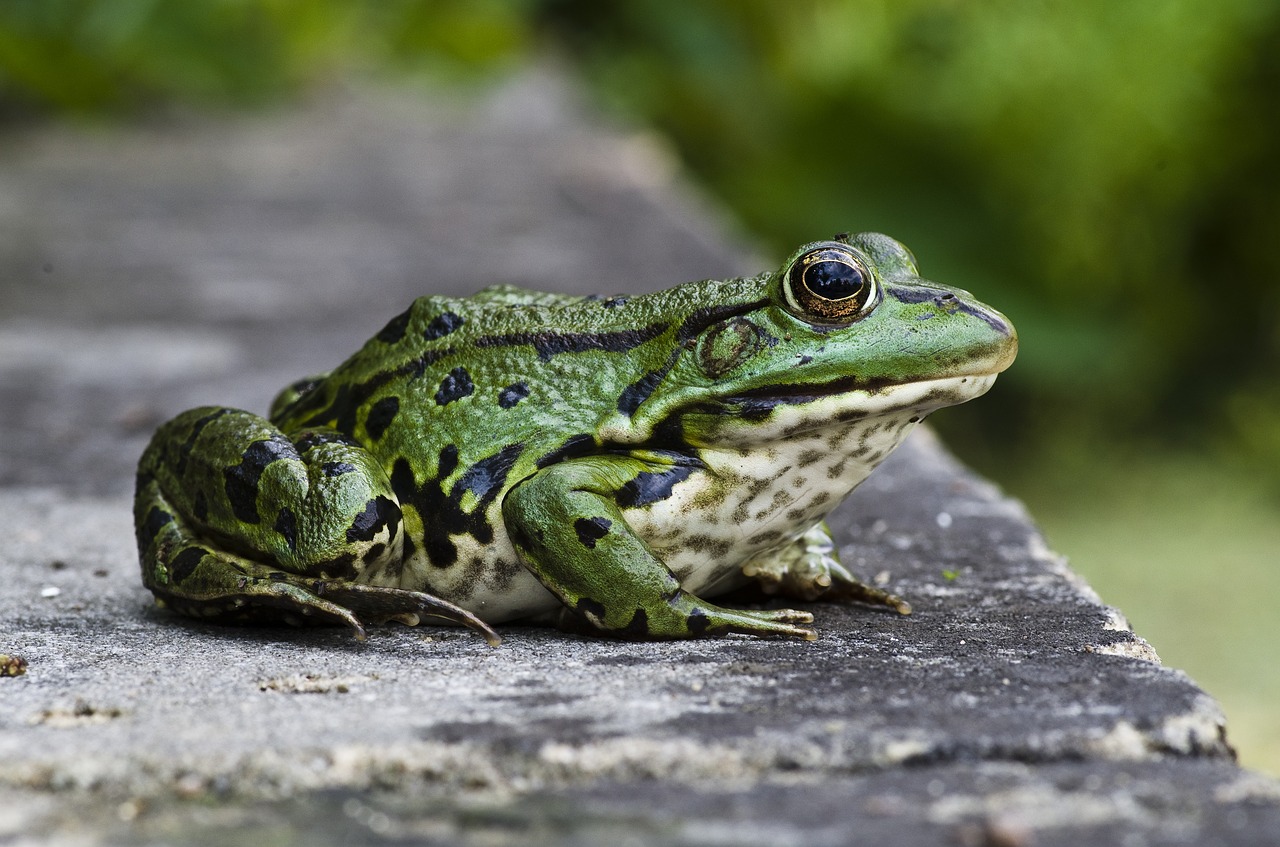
<box><xmin>1</xmin><ymin>70</ymin><xmax>1277</xmax><ymax>845</ymax></box>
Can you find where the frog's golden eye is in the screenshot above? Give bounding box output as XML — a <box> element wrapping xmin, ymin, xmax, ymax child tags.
<box><xmin>783</xmin><ymin>246</ymin><xmax>878</xmax><ymax>324</ymax></box>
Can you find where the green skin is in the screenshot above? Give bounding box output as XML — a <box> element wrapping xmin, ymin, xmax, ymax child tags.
<box><xmin>134</xmin><ymin>232</ymin><xmax>1017</xmax><ymax>645</ymax></box>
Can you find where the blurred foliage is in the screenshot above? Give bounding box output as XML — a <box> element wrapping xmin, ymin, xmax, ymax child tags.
<box><xmin>3</xmin><ymin>0</ymin><xmax>1275</xmax><ymax>480</ymax></box>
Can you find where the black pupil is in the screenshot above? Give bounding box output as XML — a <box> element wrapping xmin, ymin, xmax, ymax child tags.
<box><xmin>804</xmin><ymin>260</ymin><xmax>864</xmax><ymax>300</ymax></box>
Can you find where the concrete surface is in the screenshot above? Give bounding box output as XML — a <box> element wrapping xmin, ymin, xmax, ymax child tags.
<box><xmin>2</xmin><ymin>69</ymin><xmax>1278</xmax><ymax>846</ymax></box>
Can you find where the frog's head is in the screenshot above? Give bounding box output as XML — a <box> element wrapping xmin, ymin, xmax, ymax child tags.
<box><xmin>620</xmin><ymin>232</ymin><xmax>1017</xmax><ymax>447</ymax></box>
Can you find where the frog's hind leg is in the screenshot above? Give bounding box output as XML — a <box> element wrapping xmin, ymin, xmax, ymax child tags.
<box><xmin>134</xmin><ymin>407</ymin><xmax>499</xmax><ymax>644</ymax></box>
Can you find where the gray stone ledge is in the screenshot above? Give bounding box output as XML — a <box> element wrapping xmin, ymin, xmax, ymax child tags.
<box><xmin>1</xmin><ymin>69</ymin><xmax>1276</xmax><ymax>846</ymax></box>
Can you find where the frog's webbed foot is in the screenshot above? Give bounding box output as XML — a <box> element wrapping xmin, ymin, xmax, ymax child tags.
<box><xmin>743</xmin><ymin>523</ymin><xmax>911</xmax><ymax>615</ymax></box>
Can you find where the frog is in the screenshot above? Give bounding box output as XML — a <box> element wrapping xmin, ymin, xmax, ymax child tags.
<box><xmin>134</xmin><ymin>232</ymin><xmax>1016</xmax><ymax>646</ymax></box>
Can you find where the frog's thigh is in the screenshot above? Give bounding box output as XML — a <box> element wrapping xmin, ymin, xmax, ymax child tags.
<box><xmin>135</xmin><ymin>407</ymin><xmax>457</xmax><ymax>637</ymax></box>
<box><xmin>137</xmin><ymin>408</ymin><xmax>403</xmax><ymax>577</ymax></box>
<box><xmin>502</xmin><ymin>457</ymin><xmax>816</xmax><ymax>641</ymax></box>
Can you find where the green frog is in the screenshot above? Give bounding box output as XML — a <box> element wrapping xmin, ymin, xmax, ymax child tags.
<box><xmin>134</xmin><ymin>232</ymin><xmax>1016</xmax><ymax>645</ymax></box>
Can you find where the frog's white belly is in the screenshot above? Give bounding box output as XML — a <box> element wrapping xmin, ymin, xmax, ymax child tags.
<box><xmin>378</xmin><ymin>374</ymin><xmax>994</xmax><ymax>624</ymax></box>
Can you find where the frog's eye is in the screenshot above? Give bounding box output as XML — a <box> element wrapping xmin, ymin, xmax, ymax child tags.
<box><xmin>783</xmin><ymin>246</ymin><xmax>878</xmax><ymax>324</ymax></box>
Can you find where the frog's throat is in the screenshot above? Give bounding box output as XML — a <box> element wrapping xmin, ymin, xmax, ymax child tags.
<box><xmin>680</xmin><ymin>373</ymin><xmax>999</xmax><ymax>444</ymax></box>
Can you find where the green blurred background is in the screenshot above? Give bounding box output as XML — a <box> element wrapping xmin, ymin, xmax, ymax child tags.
<box><xmin>2</xmin><ymin>0</ymin><xmax>1276</xmax><ymax>773</ymax></box>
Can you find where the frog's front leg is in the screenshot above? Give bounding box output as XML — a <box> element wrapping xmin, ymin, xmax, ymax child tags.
<box><xmin>503</xmin><ymin>457</ymin><xmax>816</xmax><ymax>641</ymax></box>
<box><xmin>134</xmin><ymin>407</ymin><xmax>498</xmax><ymax>644</ymax></box>
<box><xmin>742</xmin><ymin>522</ymin><xmax>911</xmax><ymax>614</ymax></box>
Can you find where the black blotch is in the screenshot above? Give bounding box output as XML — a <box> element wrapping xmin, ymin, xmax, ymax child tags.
<box><xmin>474</xmin><ymin>322</ymin><xmax>669</xmax><ymax>362</ymax></box>
<box><xmin>170</xmin><ymin>547</ymin><xmax>209</xmax><ymax>583</ymax></box>
<box><xmin>317</xmin><ymin>552</ymin><xmax>357</xmax><ymax>580</ymax></box>
<box><xmin>458</xmin><ymin>443</ymin><xmax>525</xmax><ymax>508</ymax></box>
<box><xmin>274</xmin><ymin>507</ymin><xmax>298</xmax><ymax>552</ymax></box>
<box><xmin>602</xmin><ymin>297</ymin><xmax>629</xmax><ymax>309</ymax></box>
<box><xmin>137</xmin><ymin>506</ymin><xmax>174</xmax><ymax>551</ymax></box>
<box><xmin>577</xmin><ymin>596</ymin><xmax>607</xmax><ymax>622</ymax></box>
<box><xmin>423</xmin><ymin>311</ymin><xmax>465</xmax><ymax>341</ymax></box>
<box><xmin>174</xmin><ymin>407</ymin><xmax>232</xmax><ymax>477</ymax></box>
<box><xmin>615</xmin><ymin>461</ymin><xmax>698</xmax><ymax>509</ymax></box>
<box><xmin>295</xmin><ymin>431</ymin><xmax>359</xmax><ymax>452</ymax></box>
<box><xmin>288</xmin><ymin>349</ymin><xmax>453</xmax><ymax>432</ymax></box>
<box><xmin>322</xmin><ymin>461</ymin><xmax>357</xmax><ymax>477</ymax></box>
<box><xmin>617</xmin><ymin>368</ymin><xmax>667</xmax><ymax>416</ymax></box>
<box><xmin>574</xmin><ymin>516</ymin><xmax>612</xmax><ymax>549</ymax></box>
<box><xmin>365</xmin><ymin>396</ymin><xmax>400</xmax><ymax>440</ymax></box>
<box><xmin>498</xmin><ymin>382</ymin><xmax>530</xmax><ymax>408</ymax></box>
<box><xmin>223</xmin><ymin>434</ymin><xmax>298</xmax><ymax>524</ymax></box>
<box><xmin>618</xmin><ymin>608</ymin><xmax>650</xmax><ymax>638</ymax></box>
<box><xmin>362</xmin><ymin>542</ymin><xmax>387</xmax><ymax>565</ymax></box>
<box><xmin>435</xmin><ymin>367</ymin><xmax>474</xmax><ymax>406</ymax></box>
<box><xmin>686</xmin><ymin>608</ymin><xmax>711</xmax><ymax>635</ymax></box>
<box><xmin>438</xmin><ymin>444</ymin><xmax>460</xmax><ymax>476</ymax></box>
<box><xmin>535</xmin><ymin>434</ymin><xmax>596</xmax><ymax>469</ymax></box>
<box><xmin>376</xmin><ymin>307</ymin><xmax>413</xmax><ymax>343</ymax></box>
<box><xmin>192</xmin><ymin>491</ymin><xmax>208</xmax><ymax>522</ymax></box>
<box><xmin>346</xmin><ymin>495</ymin><xmax>401</xmax><ymax>543</ymax></box>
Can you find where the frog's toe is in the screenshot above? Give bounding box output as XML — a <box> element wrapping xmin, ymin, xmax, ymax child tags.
<box><xmin>826</xmin><ymin>579</ymin><xmax>913</xmax><ymax>615</ymax></box>
<box><xmin>746</xmin><ymin>607</ymin><xmax>815</xmax><ymax>624</ymax></box>
<box><xmin>309</xmin><ymin>583</ymin><xmax>501</xmax><ymax>647</ymax></box>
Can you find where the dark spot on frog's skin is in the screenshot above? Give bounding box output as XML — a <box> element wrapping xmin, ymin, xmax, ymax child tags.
<box><xmin>686</xmin><ymin>608</ymin><xmax>711</xmax><ymax>636</ymax></box>
<box><xmin>438</xmin><ymin>445</ymin><xmax>460</xmax><ymax>477</ymax></box>
<box><xmin>174</xmin><ymin>408</ymin><xmax>232</xmax><ymax>477</ymax></box>
<box><xmin>498</xmin><ymin>382</ymin><xmax>530</xmax><ymax>408</ymax></box>
<box><xmin>169</xmin><ymin>546</ymin><xmax>209</xmax><ymax>583</ymax></box>
<box><xmin>797</xmin><ymin>449</ymin><xmax>824</xmax><ymax>467</ymax></box>
<box><xmin>315</xmin><ymin>552</ymin><xmax>357</xmax><ymax>580</ymax></box>
<box><xmin>574</xmin><ymin>516</ymin><xmax>612</xmax><ymax>549</ymax></box>
<box><xmin>749</xmin><ymin>529</ymin><xmax>784</xmax><ymax>544</ymax></box>
<box><xmin>286</xmin><ymin>349</ymin><xmax>453</xmax><ymax>431</ymax></box>
<box><xmin>617</xmin><ymin>366</ymin><xmax>670</xmax><ymax>416</ymax></box>
<box><xmin>474</xmin><ymin>323</ymin><xmax>669</xmax><ymax>362</ymax></box>
<box><xmin>137</xmin><ymin>506</ymin><xmax>174</xmax><ymax>551</ymax></box>
<box><xmin>322</xmin><ymin>461</ymin><xmax>357</xmax><ymax>477</ymax></box>
<box><xmin>365</xmin><ymin>396</ymin><xmax>399</xmax><ymax>441</ymax></box>
<box><xmin>615</xmin><ymin>456</ymin><xmax>701</xmax><ymax>509</ymax></box>
<box><xmin>576</xmin><ymin>596</ymin><xmax>607</xmax><ymax>623</ymax></box>
<box><xmin>798</xmin><ymin>355</ymin><xmax>813</xmax><ymax>365</ymax></box>
<box><xmin>536</xmin><ymin>434</ymin><xmax>597</xmax><ymax>469</ymax></box>
<box><xmin>435</xmin><ymin>367</ymin><xmax>474</xmax><ymax>406</ymax></box>
<box><xmin>617</xmin><ymin>608</ymin><xmax>650</xmax><ymax>638</ymax></box>
<box><xmin>294</xmin><ymin>431</ymin><xmax>360</xmax><ymax>453</ymax></box>
<box><xmin>274</xmin><ymin>507</ymin><xmax>298</xmax><ymax>552</ymax></box>
<box><xmin>362</xmin><ymin>543</ymin><xmax>386</xmax><ymax>565</ymax></box>
<box><xmin>392</xmin><ymin>443</ymin><xmax>518</xmax><ymax>569</ymax></box>
<box><xmin>376</xmin><ymin>307</ymin><xmax>413</xmax><ymax>343</ymax></box>
<box><xmin>223</xmin><ymin>434</ymin><xmax>299</xmax><ymax>524</ymax></box>
<box><xmin>346</xmin><ymin>496</ymin><xmax>401</xmax><ymax>543</ymax></box>
<box><xmin>423</xmin><ymin>311</ymin><xmax>465</xmax><ymax>341</ymax></box>
<box><xmin>826</xmin><ymin>459</ymin><xmax>847</xmax><ymax>479</ymax></box>
<box><xmin>192</xmin><ymin>491</ymin><xmax>208</xmax><ymax>522</ymax></box>
<box><xmin>602</xmin><ymin>297</ymin><xmax>629</xmax><ymax>309</ymax></box>
<box><xmin>458</xmin><ymin>443</ymin><xmax>524</xmax><ymax>503</ymax></box>
<box><xmin>889</xmin><ymin>285</ymin><xmax>1011</xmax><ymax>333</ymax></box>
